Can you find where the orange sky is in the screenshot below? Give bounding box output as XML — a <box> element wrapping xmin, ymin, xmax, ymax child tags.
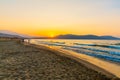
<box><xmin>0</xmin><ymin>0</ymin><xmax>120</xmax><ymax>37</ymax></box>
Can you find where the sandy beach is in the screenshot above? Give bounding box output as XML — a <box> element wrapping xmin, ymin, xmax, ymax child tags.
<box><xmin>0</xmin><ymin>40</ymin><xmax>119</xmax><ymax>80</ymax></box>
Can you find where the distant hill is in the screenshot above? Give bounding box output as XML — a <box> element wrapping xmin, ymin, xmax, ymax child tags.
<box><xmin>0</xmin><ymin>33</ymin><xmax>19</xmax><ymax>38</ymax></box>
<box><xmin>1</xmin><ymin>30</ymin><xmax>119</xmax><ymax>40</ymax></box>
<box><xmin>100</xmin><ymin>36</ymin><xmax>120</xmax><ymax>40</ymax></box>
<box><xmin>55</xmin><ymin>34</ymin><xmax>120</xmax><ymax>40</ymax></box>
<box><xmin>0</xmin><ymin>30</ymin><xmax>31</xmax><ymax>38</ymax></box>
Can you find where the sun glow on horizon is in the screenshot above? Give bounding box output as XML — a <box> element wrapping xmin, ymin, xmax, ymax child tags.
<box><xmin>0</xmin><ymin>0</ymin><xmax>120</xmax><ymax>37</ymax></box>
<box><xmin>49</xmin><ymin>32</ymin><xmax>56</xmax><ymax>38</ymax></box>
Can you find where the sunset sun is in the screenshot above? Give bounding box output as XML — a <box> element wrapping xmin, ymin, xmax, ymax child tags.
<box><xmin>49</xmin><ymin>33</ymin><xmax>55</xmax><ymax>38</ymax></box>
<box><xmin>0</xmin><ymin>0</ymin><xmax>120</xmax><ymax>79</ymax></box>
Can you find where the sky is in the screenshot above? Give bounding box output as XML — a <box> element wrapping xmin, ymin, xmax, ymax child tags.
<box><xmin>0</xmin><ymin>0</ymin><xmax>120</xmax><ymax>37</ymax></box>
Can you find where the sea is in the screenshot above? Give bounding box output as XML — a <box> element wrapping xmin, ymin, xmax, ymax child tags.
<box><xmin>29</xmin><ymin>39</ymin><xmax>120</xmax><ymax>64</ymax></box>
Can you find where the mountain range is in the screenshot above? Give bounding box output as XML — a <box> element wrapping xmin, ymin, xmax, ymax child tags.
<box><xmin>0</xmin><ymin>30</ymin><xmax>31</xmax><ymax>38</ymax></box>
<box><xmin>55</xmin><ymin>34</ymin><xmax>120</xmax><ymax>40</ymax></box>
<box><xmin>0</xmin><ymin>30</ymin><xmax>120</xmax><ymax>40</ymax></box>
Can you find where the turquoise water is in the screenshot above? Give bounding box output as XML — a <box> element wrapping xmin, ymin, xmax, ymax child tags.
<box><xmin>31</xmin><ymin>39</ymin><xmax>120</xmax><ymax>63</ymax></box>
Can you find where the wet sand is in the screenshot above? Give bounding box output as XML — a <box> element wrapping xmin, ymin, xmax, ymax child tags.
<box><xmin>0</xmin><ymin>40</ymin><xmax>119</xmax><ymax>80</ymax></box>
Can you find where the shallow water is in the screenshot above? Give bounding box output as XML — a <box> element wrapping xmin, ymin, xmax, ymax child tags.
<box><xmin>30</xmin><ymin>39</ymin><xmax>120</xmax><ymax>63</ymax></box>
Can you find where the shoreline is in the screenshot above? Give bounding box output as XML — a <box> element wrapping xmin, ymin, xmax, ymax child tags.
<box><xmin>0</xmin><ymin>40</ymin><xmax>119</xmax><ymax>79</ymax></box>
<box><xmin>28</xmin><ymin>43</ymin><xmax>120</xmax><ymax>78</ymax></box>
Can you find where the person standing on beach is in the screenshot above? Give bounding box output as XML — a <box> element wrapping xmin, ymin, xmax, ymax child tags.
<box><xmin>21</xmin><ymin>38</ymin><xmax>24</xmax><ymax>43</ymax></box>
<box><xmin>28</xmin><ymin>39</ymin><xmax>31</xmax><ymax>43</ymax></box>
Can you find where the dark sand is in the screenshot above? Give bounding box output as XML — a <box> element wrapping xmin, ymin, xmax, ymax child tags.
<box><xmin>0</xmin><ymin>40</ymin><xmax>119</xmax><ymax>80</ymax></box>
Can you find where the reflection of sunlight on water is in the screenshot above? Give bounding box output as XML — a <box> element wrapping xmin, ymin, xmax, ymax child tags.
<box><xmin>30</xmin><ymin>39</ymin><xmax>120</xmax><ymax>63</ymax></box>
<box><xmin>30</xmin><ymin>39</ymin><xmax>120</xmax><ymax>78</ymax></box>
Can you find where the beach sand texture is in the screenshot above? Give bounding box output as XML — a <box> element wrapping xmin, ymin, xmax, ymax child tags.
<box><xmin>0</xmin><ymin>40</ymin><xmax>119</xmax><ymax>80</ymax></box>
